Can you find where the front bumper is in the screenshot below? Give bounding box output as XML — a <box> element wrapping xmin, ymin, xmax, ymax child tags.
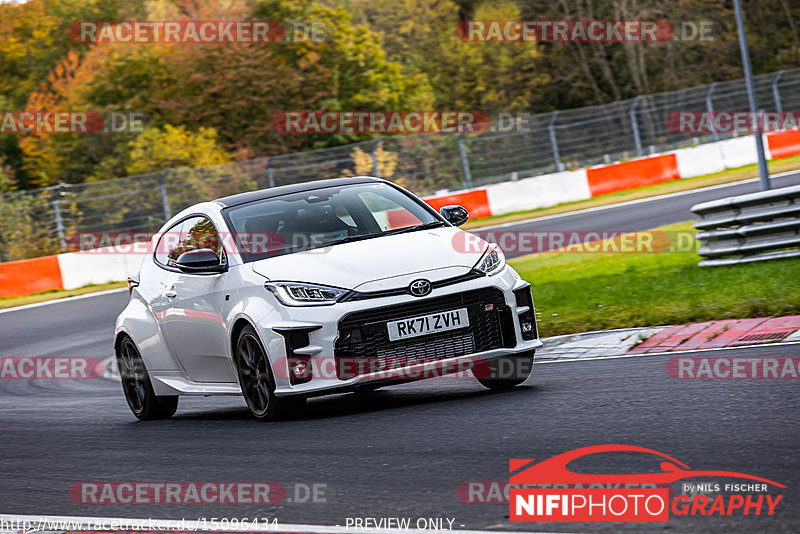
<box><xmin>257</xmin><ymin>265</ymin><xmax>542</xmax><ymax>396</ymax></box>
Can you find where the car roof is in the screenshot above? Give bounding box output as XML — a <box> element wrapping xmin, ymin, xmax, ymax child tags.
<box><xmin>214</xmin><ymin>176</ymin><xmax>382</xmax><ymax>208</ymax></box>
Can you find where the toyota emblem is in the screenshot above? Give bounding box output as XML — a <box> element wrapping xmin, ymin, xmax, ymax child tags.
<box><xmin>409</xmin><ymin>279</ymin><xmax>432</xmax><ymax>297</ymax></box>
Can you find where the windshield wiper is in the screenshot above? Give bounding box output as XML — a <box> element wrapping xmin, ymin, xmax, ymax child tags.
<box><xmin>304</xmin><ymin>221</ymin><xmax>445</xmax><ymax>251</ymax></box>
<box><xmin>306</xmin><ymin>232</ymin><xmax>384</xmax><ymax>251</ymax></box>
<box><xmin>380</xmin><ymin>221</ymin><xmax>446</xmax><ymax>236</ymax></box>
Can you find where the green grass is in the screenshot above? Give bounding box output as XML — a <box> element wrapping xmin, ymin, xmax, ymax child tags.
<box><xmin>0</xmin><ymin>281</ymin><xmax>126</xmax><ymax>310</ymax></box>
<box><xmin>510</xmin><ymin>221</ymin><xmax>800</xmax><ymax>337</ymax></box>
<box><xmin>465</xmin><ymin>153</ymin><xmax>800</xmax><ymax>230</ymax></box>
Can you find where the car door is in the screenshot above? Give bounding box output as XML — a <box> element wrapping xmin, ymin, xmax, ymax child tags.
<box><xmin>154</xmin><ymin>215</ymin><xmax>237</xmax><ymax>383</ymax></box>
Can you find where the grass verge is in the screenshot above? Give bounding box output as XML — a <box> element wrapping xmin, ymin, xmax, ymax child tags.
<box><xmin>510</xmin><ymin>221</ymin><xmax>800</xmax><ymax>337</ymax></box>
<box><xmin>464</xmin><ymin>153</ymin><xmax>800</xmax><ymax>229</ymax></box>
<box><xmin>0</xmin><ymin>281</ymin><xmax>126</xmax><ymax>310</ymax></box>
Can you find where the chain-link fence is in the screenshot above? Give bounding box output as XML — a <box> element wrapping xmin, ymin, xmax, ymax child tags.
<box><xmin>2</xmin><ymin>68</ymin><xmax>800</xmax><ymax>262</ymax></box>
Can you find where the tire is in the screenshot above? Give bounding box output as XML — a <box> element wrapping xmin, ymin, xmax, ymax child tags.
<box><xmin>235</xmin><ymin>325</ymin><xmax>306</xmax><ymax>421</ymax></box>
<box><xmin>474</xmin><ymin>350</ymin><xmax>535</xmax><ymax>390</ymax></box>
<box><xmin>116</xmin><ymin>336</ymin><xmax>179</xmax><ymax>420</ymax></box>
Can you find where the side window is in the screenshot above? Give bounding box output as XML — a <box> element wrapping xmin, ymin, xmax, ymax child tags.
<box><xmin>155</xmin><ymin>216</ymin><xmax>221</xmax><ymax>268</ymax></box>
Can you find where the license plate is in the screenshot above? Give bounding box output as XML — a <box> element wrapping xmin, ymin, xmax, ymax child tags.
<box><xmin>386</xmin><ymin>308</ymin><xmax>470</xmax><ymax>341</ymax></box>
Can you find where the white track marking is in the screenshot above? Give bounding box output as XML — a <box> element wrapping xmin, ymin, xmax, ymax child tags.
<box><xmin>0</xmin><ymin>514</ymin><xmax>580</xmax><ymax>534</ymax></box>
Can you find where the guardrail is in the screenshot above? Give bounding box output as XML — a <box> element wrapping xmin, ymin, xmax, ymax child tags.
<box><xmin>691</xmin><ymin>184</ymin><xmax>800</xmax><ymax>266</ymax></box>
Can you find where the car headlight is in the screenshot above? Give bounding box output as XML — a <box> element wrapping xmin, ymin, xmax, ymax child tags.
<box><xmin>474</xmin><ymin>244</ymin><xmax>506</xmax><ymax>276</ymax></box>
<box><xmin>266</xmin><ymin>282</ymin><xmax>348</xmax><ymax>306</ymax></box>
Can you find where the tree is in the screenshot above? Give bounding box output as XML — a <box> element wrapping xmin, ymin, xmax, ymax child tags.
<box><xmin>348</xmin><ymin>0</ymin><xmax>549</xmax><ymax>110</ymax></box>
<box><xmin>124</xmin><ymin>125</ymin><xmax>231</xmax><ymax>175</ymax></box>
<box><xmin>342</xmin><ymin>141</ymin><xmax>399</xmax><ymax>179</ymax></box>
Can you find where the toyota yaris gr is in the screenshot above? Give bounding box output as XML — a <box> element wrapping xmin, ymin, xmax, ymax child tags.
<box><xmin>115</xmin><ymin>177</ymin><xmax>542</xmax><ymax>420</ymax></box>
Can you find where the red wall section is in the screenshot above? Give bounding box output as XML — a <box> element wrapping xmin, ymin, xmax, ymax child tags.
<box><xmin>424</xmin><ymin>189</ymin><xmax>492</xmax><ymax>220</ymax></box>
<box><xmin>586</xmin><ymin>154</ymin><xmax>680</xmax><ymax>197</ymax></box>
<box><xmin>0</xmin><ymin>255</ymin><xmax>64</xmax><ymax>298</ymax></box>
<box><xmin>766</xmin><ymin>129</ymin><xmax>800</xmax><ymax>160</ymax></box>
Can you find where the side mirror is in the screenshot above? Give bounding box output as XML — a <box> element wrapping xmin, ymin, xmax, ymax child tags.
<box><xmin>175</xmin><ymin>249</ymin><xmax>226</xmax><ymax>274</ymax></box>
<box><xmin>440</xmin><ymin>205</ymin><xmax>469</xmax><ymax>226</ymax></box>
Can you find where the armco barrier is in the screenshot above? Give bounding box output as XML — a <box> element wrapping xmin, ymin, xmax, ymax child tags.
<box><xmin>766</xmin><ymin>129</ymin><xmax>800</xmax><ymax>160</ymax></box>
<box><xmin>692</xmin><ymin>184</ymin><xmax>800</xmax><ymax>266</ymax></box>
<box><xmin>586</xmin><ymin>154</ymin><xmax>680</xmax><ymax>197</ymax></box>
<box><xmin>0</xmin><ymin>255</ymin><xmax>63</xmax><ymax>298</ymax></box>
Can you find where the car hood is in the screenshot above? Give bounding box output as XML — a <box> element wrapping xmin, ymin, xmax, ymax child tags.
<box><xmin>250</xmin><ymin>226</ymin><xmax>488</xmax><ymax>291</ymax></box>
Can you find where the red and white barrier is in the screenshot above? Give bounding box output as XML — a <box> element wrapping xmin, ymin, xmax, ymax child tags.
<box><xmin>0</xmin><ymin>255</ymin><xmax>64</xmax><ymax>298</ymax></box>
<box><xmin>56</xmin><ymin>248</ymin><xmax>145</xmax><ymax>290</ymax></box>
<box><xmin>2</xmin><ymin>129</ymin><xmax>800</xmax><ymax>299</ymax></box>
<box><xmin>671</xmin><ymin>143</ymin><xmax>727</xmax><ymax>178</ymax></box>
<box><xmin>423</xmin><ymin>129</ymin><xmax>800</xmax><ymax>220</ymax></box>
<box><xmin>766</xmin><ymin>129</ymin><xmax>800</xmax><ymax>160</ymax></box>
<box><xmin>483</xmin><ymin>170</ymin><xmax>591</xmax><ymax>215</ymax></box>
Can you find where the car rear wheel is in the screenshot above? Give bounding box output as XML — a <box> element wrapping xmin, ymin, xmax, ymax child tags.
<box><xmin>117</xmin><ymin>336</ymin><xmax>179</xmax><ymax>420</ymax></box>
<box><xmin>474</xmin><ymin>350</ymin><xmax>535</xmax><ymax>390</ymax></box>
<box><xmin>235</xmin><ymin>325</ymin><xmax>306</xmax><ymax>421</ymax></box>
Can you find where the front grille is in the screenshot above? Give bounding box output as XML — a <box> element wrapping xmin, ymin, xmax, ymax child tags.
<box><xmin>334</xmin><ymin>287</ymin><xmax>515</xmax><ymax>379</ymax></box>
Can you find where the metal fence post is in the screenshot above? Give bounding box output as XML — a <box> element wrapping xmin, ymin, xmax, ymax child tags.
<box><xmin>629</xmin><ymin>96</ymin><xmax>643</xmax><ymax>156</ymax></box>
<box><xmin>159</xmin><ymin>169</ymin><xmax>172</xmax><ymax>221</ymax></box>
<box><xmin>705</xmin><ymin>82</ymin><xmax>719</xmax><ymax>141</ymax></box>
<box><xmin>50</xmin><ymin>183</ymin><xmax>67</xmax><ymax>251</ymax></box>
<box><xmin>458</xmin><ymin>133</ymin><xmax>473</xmax><ymax>189</ymax></box>
<box><xmin>371</xmin><ymin>137</ymin><xmax>381</xmax><ymax>178</ymax></box>
<box><xmin>547</xmin><ymin>111</ymin><xmax>562</xmax><ymax>171</ymax></box>
<box><xmin>266</xmin><ymin>155</ymin><xmax>276</xmax><ymax>188</ymax></box>
<box><xmin>733</xmin><ymin>0</ymin><xmax>770</xmax><ymax>191</ymax></box>
<box><xmin>772</xmin><ymin>70</ymin><xmax>784</xmax><ymax>113</ymax></box>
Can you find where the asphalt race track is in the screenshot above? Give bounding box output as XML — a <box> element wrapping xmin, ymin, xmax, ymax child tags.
<box><xmin>2</xmin><ymin>173</ymin><xmax>800</xmax><ymax>533</ymax></box>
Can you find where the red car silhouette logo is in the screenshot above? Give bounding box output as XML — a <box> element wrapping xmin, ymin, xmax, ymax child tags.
<box><xmin>510</xmin><ymin>444</ymin><xmax>785</xmax><ymax>487</ymax></box>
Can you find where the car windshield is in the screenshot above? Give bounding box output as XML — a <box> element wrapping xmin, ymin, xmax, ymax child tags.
<box><xmin>224</xmin><ymin>182</ymin><xmax>442</xmax><ymax>261</ymax></box>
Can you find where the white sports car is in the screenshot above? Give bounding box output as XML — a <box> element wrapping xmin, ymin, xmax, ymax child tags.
<box><xmin>115</xmin><ymin>177</ymin><xmax>541</xmax><ymax>420</ymax></box>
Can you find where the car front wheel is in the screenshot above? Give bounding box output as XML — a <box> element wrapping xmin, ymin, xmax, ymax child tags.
<box><xmin>474</xmin><ymin>350</ymin><xmax>535</xmax><ymax>390</ymax></box>
<box><xmin>117</xmin><ymin>336</ymin><xmax>179</xmax><ymax>420</ymax></box>
<box><xmin>235</xmin><ymin>325</ymin><xmax>306</xmax><ymax>421</ymax></box>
